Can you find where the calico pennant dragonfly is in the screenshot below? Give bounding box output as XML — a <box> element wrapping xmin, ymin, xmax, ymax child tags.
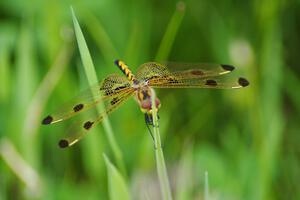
<box><xmin>42</xmin><ymin>60</ymin><xmax>249</xmax><ymax>148</ymax></box>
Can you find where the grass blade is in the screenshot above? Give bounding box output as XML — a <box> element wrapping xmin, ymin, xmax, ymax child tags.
<box><xmin>103</xmin><ymin>154</ymin><xmax>130</xmax><ymax>200</ymax></box>
<box><xmin>83</xmin><ymin>11</ymin><xmax>119</xmax><ymax>66</ymax></box>
<box><xmin>151</xmin><ymin>88</ymin><xmax>172</xmax><ymax>200</ymax></box>
<box><xmin>175</xmin><ymin>144</ymin><xmax>194</xmax><ymax>200</ymax></box>
<box><xmin>71</xmin><ymin>7</ymin><xmax>127</xmax><ymax>176</ymax></box>
<box><xmin>204</xmin><ymin>171</ymin><xmax>209</xmax><ymax>200</ymax></box>
<box><xmin>155</xmin><ymin>2</ymin><xmax>185</xmax><ymax>61</ymax></box>
<box><xmin>24</xmin><ymin>40</ymin><xmax>73</xmax><ymax>142</ymax></box>
<box><xmin>0</xmin><ymin>138</ymin><xmax>42</xmax><ymax>198</ymax></box>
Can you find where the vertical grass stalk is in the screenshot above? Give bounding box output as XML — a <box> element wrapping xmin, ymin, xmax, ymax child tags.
<box><xmin>151</xmin><ymin>88</ymin><xmax>172</xmax><ymax>200</ymax></box>
<box><xmin>83</xmin><ymin>11</ymin><xmax>119</xmax><ymax>65</ymax></box>
<box><xmin>204</xmin><ymin>171</ymin><xmax>209</xmax><ymax>200</ymax></box>
<box><xmin>71</xmin><ymin>8</ymin><xmax>127</xmax><ymax>176</ymax></box>
<box><xmin>155</xmin><ymin>1</ymin><xmax>185</xmax><ymax>61</ymax></box>
<box><xmin>103</xmin><ymin>154</ymin><xmax>130</xmax><ymax>200</ymax></box>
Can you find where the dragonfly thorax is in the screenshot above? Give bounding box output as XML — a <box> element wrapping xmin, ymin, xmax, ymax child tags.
<box><xmin>135</xmin><ymin>86</ymin><xmax>161</xmax><ymax>114</ymax></box>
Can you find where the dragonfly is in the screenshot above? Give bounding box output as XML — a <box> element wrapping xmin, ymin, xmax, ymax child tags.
<box><xmin>42</xmin><ymin>60</ymin><xmax>249</xmax><ymax>148</ymax></box>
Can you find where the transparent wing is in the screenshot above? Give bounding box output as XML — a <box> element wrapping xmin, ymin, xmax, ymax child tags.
<box><xmin>136</xmin><ymin>62</ymin><xmax>248</xmax><ymax>89</ymax></box>
<box><xmin>136</xmin><ymin>62</ymin><xmax>171</xmax><ymax>81</ymax></box>
<box><xmin>164</xmin><ymin>62</ymin><xmax>235</xmax><ymax>78</ymax></box>
<box><xmin>58</xmin><ymin>88</ymin><xmax>135</xmax><ymax>148</ymax></box>
<box><xmin>42</xmin><ymin>74</ymin><xmax>132</xmax><ymax>125</ymax></box>
<box><xmin>149</xmin><ymin>76</ymin><xmax>249</xmax><ymax>89</ymax></box>
<box><xmin>135</xmin><ymin>62</ymin><xmax>235</xmax><ymax>81</ymax></box>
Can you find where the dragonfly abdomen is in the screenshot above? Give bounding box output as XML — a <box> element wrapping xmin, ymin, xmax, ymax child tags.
<box><xmin>114</xmin><ymin>60</ymin><xmax>136</xmax><ymax>82</ymax></box>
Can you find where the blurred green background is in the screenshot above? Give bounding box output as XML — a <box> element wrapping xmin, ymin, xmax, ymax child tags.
<box><xmin>0</xmin><ymin>0</ymin><xmax>299</xmax><ymax>199</ymax></box>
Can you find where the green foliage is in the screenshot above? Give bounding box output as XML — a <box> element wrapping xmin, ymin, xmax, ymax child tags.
<box><xmin>103</xmin><ymin>154</ymin><xmax>130</xmax><ymax>200</ymax></box>
<box><xmin>0</xmin><ymin>0</ymin><xmax>299</xmax><ymax>199</ymax></box>
<box><xmin>151</xmin><ymin>89</ymin><xmax>172</xmax><ymax>199</ymax></box>
<box><xmin>71</xmin><ymin>7</ymin><xmax>127</xmax><ymax>178</ymax></box>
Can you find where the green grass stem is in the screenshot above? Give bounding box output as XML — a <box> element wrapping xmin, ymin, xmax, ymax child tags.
<box><xmin>151</xmin><ymin>88</ymin><xmax>172</xmax><ymax>200</ymax></box>
<box><xmin>155</xmin><ymin>1</ymin><xmax>185</xmax><ymax>61</ymax></box>
<box><xmin>0</xmin><ymin>138</ymin><xmax>42</xmax><ymax>198</ymax></box>
<box><xmin>83</xmin><ymin>11</ymin><xmax>119</xmax><ymax>65</ymax></box>
<box><xmin>204</xmin><ymin>171</ymin><xmax>209</xmax><ymax>200</ymax></box>
<box><xmin>24</xmin><ymin>41</ymin><xmax>73</xmax><ymax>142</ymax></box>
<box><xmin>71</xmin><ymin>7</ymin><xmax>127</xmax><ymax>177</ymax></box>
<box><xmin>103</xmin><ymin>154</ymin><xmax>130</xmax><ymax>200</ymax></box>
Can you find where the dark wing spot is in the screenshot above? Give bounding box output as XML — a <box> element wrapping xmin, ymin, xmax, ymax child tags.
<box><xmin>58</xmin><ymin>139</ymin><xmax>69</xmax><ymax>148</ymax></box>
<box><xmin>111</xmin><ymin>97</ymin><xmax>119</xmax><ymax>105</ymax></box>
<box><xmin>205</xmin><ymin>80</ymin><xmax>217</xmax><ymax>86</ymax></box>
<box><xmin>73</xmin><ymin>104</ymin><xmax>84</xmax><ymax>112</ymax></box>
<box><xmin>238</xmin><ymin>77</ymin><xmax>249</xmax><ymax>87</ymax></box>
<box><xmin>221</xmin><ymin>64</ymin><xmax>235</xmax><ymax>71</ymax></box>
<box><xmin>42</xmin><ymin>115</ymin><xmax>53</xmax><ymax>125</ymax></box>
<box><xmin>191</xmin><ymin>70</ymin><xmax>204</xmax><ymax>76</ymax></box>
<box><xmin>83</xmin><ymin>121</ymin><xmax>94</xmax><ymax>130</ymax></box>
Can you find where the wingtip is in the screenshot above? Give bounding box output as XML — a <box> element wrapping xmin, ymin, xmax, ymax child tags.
<box><xmin>238</xmin><ymin>77</ymin><xmax>250</xmax><ymax>87</ymax></box>
<box><xmin>58</xmin><ymin>139</ymin><xmax>69</xmax><ymax>148</ymax></box>
<box><xmin>42</xmin><ymin>115</ymin><xmax>53</xmax><ymax>125</ymax></box>
<box><xmin>221</xmin><ymin>64</ymin><xmax>235</xmax><ymax>72</ymax></box>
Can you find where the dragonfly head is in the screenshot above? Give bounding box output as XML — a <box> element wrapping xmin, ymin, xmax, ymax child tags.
<box><xmin>133</xmin><ymin>79</ymin><xmax>150</xmax><ymax>90</ymax></box>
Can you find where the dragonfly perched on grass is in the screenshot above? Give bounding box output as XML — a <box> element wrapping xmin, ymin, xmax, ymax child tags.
<box><xmin>42</xmin><ymin>60</ymin><xmax>249</xmax><ymax>148</ymax></box>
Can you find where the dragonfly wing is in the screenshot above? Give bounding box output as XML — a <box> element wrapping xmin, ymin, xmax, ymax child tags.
<box><xmin>163</xmin><ymin>62</ymin><xmax>235</xmax><ymax>78</ymax></box>
<box><xmin>143</xmin><ymin>62</ymin><xmax>249</xmax><ymax>89</ymax></box>
<box><xmin>136</xmin><ymin>62</ymin><xmax>235</xmax><ymax>82</ymax></box>
<box><xmin>149</xmin><ymin>75</ymin><xmax>249</xmax><ymax>89</ymax></box>
<box><xmin>42</xmin><ymin>74</ymin><xmax>131</xmax><ymax>125</ymax></box>
<box><xmin>135</xmin><ymin>62</ymin><xmax>171</xmax><ymax>81</ymax></box>
<box><xmin>58</xmin><ymin>88</ymin><xmax>135</xmax><ymax>148</ymax></box>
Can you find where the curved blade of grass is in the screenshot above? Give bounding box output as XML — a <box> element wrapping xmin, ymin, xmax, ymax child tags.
<box><xmin>0</xmin><ymin>42</ymin><xmax>11</xmax><ymax>103</ymax></box>
<box><xmin>83</xmin><ymin>11</ymin><xmax>119</xmax><ymax>66</ymax></box>
<box><xmin>151</xmin><ymin>88</ymin><xmax>172</xmax><ymax>200</ymax></box>
<box><xmin>204</xmin><ymin>171</ymin><xmax>209</xmax><ymax>200</ymax></box>
<box><xmin>0</xmin><ymin>138</ymin><xmax>42</xmax><ymax>197</ymax></box>
<box><xmin>284</xmin><ymin>68</ymin><xmax>300</xmax><ymax>113</ymax></box>
<box><xmin>175</xmin><ymin>144</ymin><xmax>194</xmax><ymax>200</ymax></box>
<box><xmin>254</xmin><ymin>2</ymin><xmax>284</xmax><ymax>199</ymax></box>
<box><xmin>103</xmin><ymin>154</ymin><xmax>130</xmax><ymax>200</ymax></box>
<box><xmin>155</xmin><ymin>1</ymin><xmax>185</xmax><ymax>61</ymax></box>
<box><xmin>14</xmin><ymin>20</ymin><xmax>39</xmax><ymax>166</ymax></box>
<box><xmin>24</xmin><ymin>40</ymin><xmax>73</xmax><ymax>140</ymax></box>
<box><xmin>71</xmin><ymin>7</ymin><xmax>127</xmax><ymax>177</ymax></box>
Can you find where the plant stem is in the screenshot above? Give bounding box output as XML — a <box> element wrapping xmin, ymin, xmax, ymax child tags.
<box><xmin>150</xmin><ymin>88</ymin><xmax>172</xmax><ymax>200</ymax></box>
<box><xmin>155</xmin><ymin>1</ymin><xmax>185</xmax><ymax>61</ymax></box>
<box><xmin>71</xmin><ymin>7</ymin><xmax>127</xmax><ymax>177</ymax></box>
<box><xmin>204</xmin><ymin>171</ymin><xmax>209</xmax><ymax>200</ymax></box>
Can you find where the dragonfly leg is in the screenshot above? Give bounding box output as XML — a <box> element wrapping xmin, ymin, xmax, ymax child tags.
<box><xmin>144</xmin><ymin>113</ymin><xmax>164</xmax><ymax>150</ymax></box>
<box><xmin>145</xmin><ymin>113</ymin><xmax>155</xmax><ymax>142</ymax></box>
